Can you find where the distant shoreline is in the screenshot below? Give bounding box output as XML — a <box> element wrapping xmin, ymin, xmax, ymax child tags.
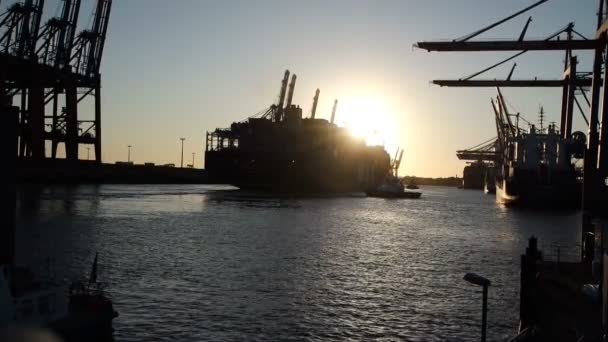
<box><xmin>401</xmin><ymin>176</ymin><xmax>461</xmax><ymax>187</ymax></box>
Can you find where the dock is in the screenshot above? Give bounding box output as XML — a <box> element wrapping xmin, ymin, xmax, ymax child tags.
<box><xmin>17</xmin><ymin>159</ymin><xmax>209</xmax><ymax>184</ymax></box>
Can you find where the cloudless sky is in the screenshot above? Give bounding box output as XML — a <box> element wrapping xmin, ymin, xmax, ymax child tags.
<box><xmin>9</xmin><ymin>0</ymin><xmax>599</xmax><ymax>176</ymax></box>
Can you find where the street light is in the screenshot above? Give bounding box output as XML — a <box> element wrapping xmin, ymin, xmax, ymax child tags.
<box><xmin>192</xmin><ymin>152</ymin><xmax>195</xmax><ymax>168</ymax></box>
<box><xmin>180</xmin><ymin>137</ymin><xmax>186</xmax><ymax>168</ymax></box>
<box><xmin>464</xmin><ymin>273</ymin><xmax>491</xmax><ymax>342</ymax></box>
<box><xmin>127</xmin><ymin>145</ymin><xmax>132</xmax><ymax>163</ymax></box>
<box><xmin>86</xmin><ymin>147</ymin><xmax>91</xmax><ymax>161</ymax></box>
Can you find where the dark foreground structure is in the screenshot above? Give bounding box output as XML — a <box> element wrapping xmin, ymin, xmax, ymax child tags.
<box><xmin>2</xmin><ymin>99</ymin><xmax>117</xmax><ymax>341</ymax></box>
<box><xmin>18</xmin><ymin>159</ymin><xmax>208</xmax><ymax>184</ymax></box>
<box><xmin>205</xmin><ymin>70</ymin><xmax>391</xmax><ymax>193</ymax></box>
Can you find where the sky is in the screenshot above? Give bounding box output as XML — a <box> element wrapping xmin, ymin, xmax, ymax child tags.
<box><xmin>8</xmin><ymin>0</ymin><xmax>599</xmax><ymax>177</ymax></box>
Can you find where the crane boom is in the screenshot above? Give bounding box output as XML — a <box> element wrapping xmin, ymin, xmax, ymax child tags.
<box><xmin>0</xmin><ymin>0</ymin><xmax>44</xmax><ymax>60</ymax></box>
<box><xmin>36</xmin><ymin>0</ymin><xmax>81</xmax><ymax>69</ymax></box>
<box><xmin>330</xmin><ymin>99</ymin><xmax>338</xmax><ymax>124</ymax></box>
<box><xmin>311</xmin><ymin>88</ymin><xmax>320</xmax><ymax>119</ymax></box>
<box><xmin>394</xmin><ymin>149</ymin><xmax>404</xmax><ymax>172</ymax></box>
<box><xmin>86</xmin><ymin>0</ymin><xmax>112</xmax><ymax>76</ymax></box>
<box><xmin>285</xmin><ymin>74</ymin><xmax>297</xmax><ymax>108</ymax></box>
<box><xmin>275</xmin><ymin>70</ymin><xmax>289</xmax><ymax>121</ymax></box>
<box><xmin>57</xmin><ymin>0</ymin><xmax>81</xmax><ymax>69</ymax></box>
<box><xmin>496</xmin><ymin>87</ymin><xmax>516</xmax><ymax>137</ymax></box>
<box><xmin>71</xmin><ymin>0</ymin><xmax>112</xmax><ymax>79</ymax></box>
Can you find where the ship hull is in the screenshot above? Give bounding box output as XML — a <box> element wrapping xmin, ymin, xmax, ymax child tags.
<box><xmin>206</xmin><ymin>148</ymin><xmax>389</xmax><ymax>194</ymax></box>
<box><xmin>365</xmin><ymin>190</ymin><xmax>421</xmax><ymax>199</ymax></box>
<box><xmin>205</xmin><ymin>74</ymin><xmax>391</xmax><ymax>193</ymax></box>
<box><xmin>495</xmin><ymin>177</ymin><xmax>581</xmax><ymax>209</ymax></box>
<box><xmin>205</xmin><ymin>116</ymin><xmax>390</xmax><ymax>194</ymax></box>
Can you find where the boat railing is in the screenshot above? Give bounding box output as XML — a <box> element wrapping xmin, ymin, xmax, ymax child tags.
<box><xmin>507</xmin><ymin>327</ymin><xmax>535</xmax><ymax>342</ymax></box>
<box><xmin>540</xmin><ymin>242</ymin><xmax>581</xmax><ymax>264</ymax></box>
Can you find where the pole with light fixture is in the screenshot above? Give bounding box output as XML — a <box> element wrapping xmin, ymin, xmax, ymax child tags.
<box><xmin>463</xmin><ymin>272</ymin><xmax>491</xmax><ymax>342</ymax></box>
<box><xmin>180</xmin><ymin>138</ymin><xmax>186</xmax><ymax>168</ymax></box>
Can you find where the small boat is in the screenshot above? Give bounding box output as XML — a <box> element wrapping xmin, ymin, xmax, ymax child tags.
<box><xmin>365</xmin><ymin>148</ymin><xmax>421</xmax><ymax>199</ymax></box>
<box><xmin>406</xmin><ymin>180</ymin><xmax>419</xmax><ymax>190</ymax></box>
<box><xmin>366</xmin><ymin>188</ymin><xmax>421</xmax><ymax>198</ymax></box>
<box><xmin>365</xmin><ymin>174</ymin><xmax>421</xmax><ymax>199</ymax></box>
<box><xmin>1</xmin><ymin>254</ymin><xmax>118</xmax><ymax>341</ymax></box>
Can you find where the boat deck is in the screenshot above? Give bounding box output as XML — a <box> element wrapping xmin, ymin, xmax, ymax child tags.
<box><xmin>519</xmin><ymin>239</ymin><xmax>602</xmax><ymax>341</ymax></box>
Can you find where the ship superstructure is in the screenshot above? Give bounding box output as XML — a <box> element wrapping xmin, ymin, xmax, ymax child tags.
<box><xmin>205</xmin><ymin>70</ymin><xmax>391</xmax><ymax>193</ymax></box>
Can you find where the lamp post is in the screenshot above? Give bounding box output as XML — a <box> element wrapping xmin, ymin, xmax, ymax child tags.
<box><xmin>127</xmin><ymin>145</ymin><xmax>132</xmax><ymax>163</ymax></box>
<box><xmin>180</xmin><ymin>138</ymin><xmax>185</xmax><ymax>168</ymax></box>
<box><xmin>86</xmin><ymin>147</ymin><xmax>91</xmax><ymax>160</ymax></box>
<box><xmin>463</xmin><ymin>273</ymin><xmax>491</xmax><ymax>342</ymax></box>
<box><xmin>192</xmin><ymin>152</ymin><xmax>195</xmax><ymax>168</ymax></box>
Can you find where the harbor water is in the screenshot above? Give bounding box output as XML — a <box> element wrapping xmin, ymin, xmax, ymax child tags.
<box><xmin>16</xmin><ymin>185</ymin><xmax>581</xmax><ymax>341</ymax></box>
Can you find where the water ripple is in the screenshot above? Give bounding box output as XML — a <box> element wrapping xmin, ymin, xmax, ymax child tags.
<box><xmin>16</xmin><ymin>185</ymin><xmax>581</xmax><ymax>341</ymax></box>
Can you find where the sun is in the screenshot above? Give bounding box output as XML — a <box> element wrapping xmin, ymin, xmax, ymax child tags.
<box><xmin>337</xmin><ymin>94</ymin><xmax>399</xmax><ymax>153</ymax></box>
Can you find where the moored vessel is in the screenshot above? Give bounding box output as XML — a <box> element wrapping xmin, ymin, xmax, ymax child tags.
<box><xmin>1</xmin><ymin>254</ymin><xmax>118</xmax><ymax>342</ymax></box>
<box><xmin>492</xmin><ymin>91</ymin><xmax>583</xmax><ymax>208</ymax></box>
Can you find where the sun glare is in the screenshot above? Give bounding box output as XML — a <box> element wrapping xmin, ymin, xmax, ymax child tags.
<box><xmin>337</xmin><ymin>95</ymin><xmax>399</xmax><ymax>154</ymax></box>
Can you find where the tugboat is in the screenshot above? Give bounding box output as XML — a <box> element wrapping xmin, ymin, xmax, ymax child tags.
<box><xmin>365</xmin><ymin>148</ymin><xmax>421</xmax><ymax>199</ymax></box>
<box><xmin>406</xmin><ymin>178</ymin><xmax>420</xmax><ymax>190</ymax></box>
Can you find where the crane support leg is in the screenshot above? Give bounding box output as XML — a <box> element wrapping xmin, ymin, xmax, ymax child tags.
<box><xmin>560</xmin><ymin>82</ymin><xmax>568</xmax><ymax>138</ymax></box>
<box><xmin>19</xmin><ymin>89</ymin><xmax>27</xmax><ymax>158</ymax></box>
<box><xmin>51</xmin><ymin>89</ymin><xmax>59</xmax><ymax>158</ymax></box>
<box><xmin>565</xmin><ymin>57</ymin><xmax>577</xmax><ymax>138</ymax></box>
<box><xmin>28</xmin><ymin>85</ymin><xmax>45</xmax><ymax>160</ymax></box>
<box><xmin>599</xmin><ymin>39</ymin><xmax>608</xmax><ymax>175</ymax></box>
<box><xmin>94</xmin><ymin>83</ymin><xmax>101</xmax><ymax>163</ymax></box>
<box><xmin>65</xmin><ymin>85</ymin><xmax>78</xmax><ymax>161</ymax></box>
<box><xmin>581</xmin><ymin>38</ymin><xmax>605</xmax><ymax>254</ymax></box>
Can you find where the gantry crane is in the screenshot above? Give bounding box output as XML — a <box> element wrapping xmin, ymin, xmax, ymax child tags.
<box><xmin>391</xmin><ymin>148</ymin><xmax>404</xmax><ymax>176</ymax></box>
<box><xmin>416</xmin><ymin>0</ymin><xmax>608</xmax><ymax>263</ymax></box>
<box><xmin>0</xmin><ymin>0</ymin><xmax>112</xmax><ymax>162</ymax></box>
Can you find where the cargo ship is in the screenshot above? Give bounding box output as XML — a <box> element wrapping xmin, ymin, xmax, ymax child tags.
<box><xmin>205</xmin><ymin>70</ymin><xmax>391</xmax><ymax>193</ymax></box>
<box><xmin>492</xmin><ymin>89</ymin><xmax>584</xmax><ymax>208</ymax></box>
<box><xmin>462</xmin><ymin>161</ymin><xmax>487</xmax><ymax>190</ymax></box>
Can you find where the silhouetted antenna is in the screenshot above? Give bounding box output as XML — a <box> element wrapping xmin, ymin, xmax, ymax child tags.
<box><xmin>538</xmin><ymin>105</ymin><xmax>545</xmax><ymax>132</ymax></box>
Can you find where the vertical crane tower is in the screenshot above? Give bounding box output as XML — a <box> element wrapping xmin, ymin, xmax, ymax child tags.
<box><xmin>0</xmin><ymin>0</ymin><xmax>112</xmax><ymax>163</ymax></box>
